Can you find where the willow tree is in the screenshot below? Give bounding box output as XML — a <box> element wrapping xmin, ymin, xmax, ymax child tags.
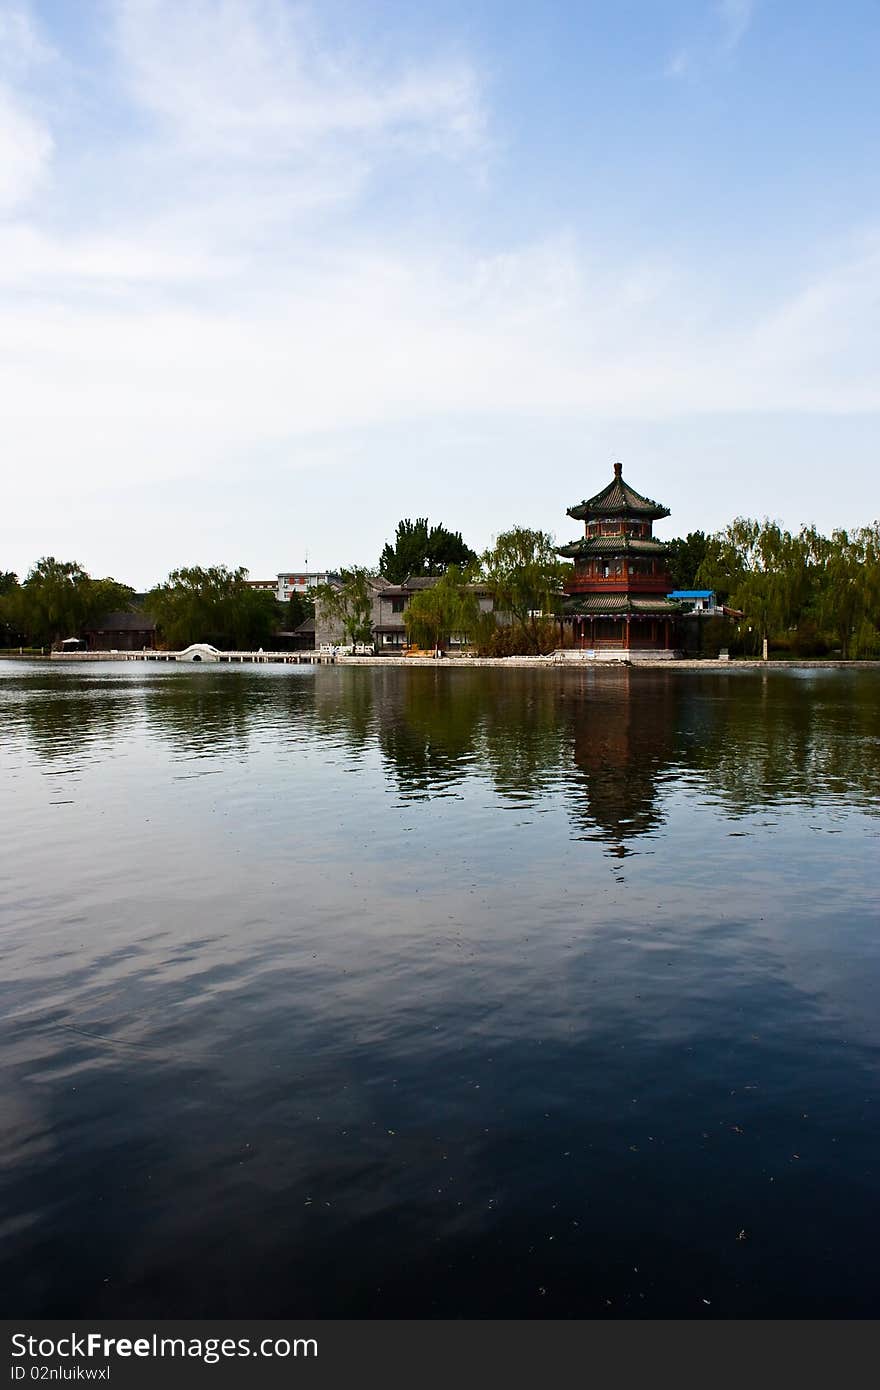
<box><xmin>697</xmin><ymin>519</ymin><xmax>814</xmax><ymax>655</ymax></box>
<box><xmin>403</xmin><ymin>565</ymin><xmax>481</xmax><ymax>651</ymax></box>
<box><xmin>816</xmin><ymin>524</ymin><xmax>880</xmax><ymax>657</ymax></box>
<box><xmin>12</xmin><ymin>558</ymin><xmax>133</xmax><ymax>646</ymax></box>
<box><xmin>147</xmin><ymin>566</ymin><xmax>276</xmax><ymax>649</ymax></box>
<box><xmin>482</xmin><ymin>527</ymin><xmax>569</xmax><ymax>653</ymax></box>
<box><xmin>313</xmin><ymin>568</ymin><xmax>375</xmax><ymax>647</ymax></box>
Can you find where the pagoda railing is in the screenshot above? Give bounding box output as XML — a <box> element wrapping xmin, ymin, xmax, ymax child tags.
<box><xmin>566</xmin><ymin>576</ymin><xmax>671</xmax><ymax>595</ymax></box>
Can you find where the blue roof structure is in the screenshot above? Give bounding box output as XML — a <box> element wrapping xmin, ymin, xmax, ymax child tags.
<box><xmin>669</xmin><ymin>589</ymin><xmax>714</xmax><ymax>599</ymax></box>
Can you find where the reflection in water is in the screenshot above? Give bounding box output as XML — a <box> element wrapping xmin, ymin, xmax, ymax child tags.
<box><xmin>3</xmin><ymin>675</ymin><xmax>138</xmax><ymax>764</ymax></box>
<box><xmin>564</xmin><ymin>669</ymin><xmax>679</xmax><ymax>849</ymax></box>
<box><xmin>1</xmin><ymin>662</ymin><xmax>879</xmax><ymax>1317</ymax></box>
<box><xmin>6</xmin><ymin>665</ymin><xmax>879</xmax><ymax>844</ymax></box>
<box><xmin>143</xmin><ymin>669</ymin><xmax>273</xmax><ymax>760</ymax></box>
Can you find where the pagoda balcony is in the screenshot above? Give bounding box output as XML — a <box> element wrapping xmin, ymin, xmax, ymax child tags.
<box><xmin>566</xmin><ymin>575</ymin><xmax>672</xmax><ymax>595</ymax></box>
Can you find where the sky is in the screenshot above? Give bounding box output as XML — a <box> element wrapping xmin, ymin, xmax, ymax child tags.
<box><xmin>2</xmin><ymin>0</ymin><xmax>879</xmax><ymax>588</ymax></box>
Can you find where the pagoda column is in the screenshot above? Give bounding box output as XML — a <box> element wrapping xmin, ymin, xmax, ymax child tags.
<box><xmin>624</xmin><ymin>615</ymin><xmax>631</xmax><ymax>650</ymax></box>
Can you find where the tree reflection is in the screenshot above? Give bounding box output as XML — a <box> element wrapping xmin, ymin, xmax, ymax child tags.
<box><xmin>3</xmin><ymin>674</ymin><xmax>138</xmax><ymax>764</ymax></box>
<box><xmin>312</xmin><ymin>666</ymin><xmax>376</xmax><ymax>753</ymax></box>
<box><xmin>141</xmin><ymin>671</ymin><xmax>259</xmax><ymax>758</ymax></box>
<box><xmin>8</xmin><ymin>665</ymin><xmax>879</xmax><ymax>836</ymax></box>
<box><xmin>675</xmin><ymin>671</ymin><xmax>880</xmax><ymax>815</ymax></box>
<box><xmin>375</xmin><ymin>669</ymin><xmax>483</xmax><ymax>797</ymax></box>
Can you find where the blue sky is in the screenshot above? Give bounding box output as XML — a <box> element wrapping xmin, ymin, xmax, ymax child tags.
<box><xmin>2</xmin><ymin>0</ymin><xmax>879</xmax><ymax>587</ymax></box>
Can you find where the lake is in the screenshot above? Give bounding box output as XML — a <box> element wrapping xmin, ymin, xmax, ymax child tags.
<box><xmin>1</xmin><ymin>662</ymin><xmax>878</xmax><ymax>1318</ymax></box>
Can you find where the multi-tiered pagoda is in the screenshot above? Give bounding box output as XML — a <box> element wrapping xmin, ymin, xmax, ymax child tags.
<box><xmin>558</xmin><ymin>462</ymin><xmax>680</xmax><ymax>652</ymax></box>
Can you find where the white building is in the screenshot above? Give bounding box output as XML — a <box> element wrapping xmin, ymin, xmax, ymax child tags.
<box><xmin>276</xmin><ymin>571</ymin><xmax>340</xmax><ymax>602</ymax></box>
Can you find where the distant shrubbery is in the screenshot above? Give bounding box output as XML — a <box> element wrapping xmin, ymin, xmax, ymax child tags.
<box><xmin>475</xmin><ymin>618</ymin><xmax>561</xmax><ymax>658</ymax></box>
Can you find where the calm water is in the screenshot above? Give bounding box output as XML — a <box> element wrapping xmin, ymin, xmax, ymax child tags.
<box><xmin>1</xmin><ymin>662</ymin><xmax>878</xmax><ymax>1318</ymax></box>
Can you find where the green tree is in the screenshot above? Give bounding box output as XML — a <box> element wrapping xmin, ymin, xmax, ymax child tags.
<box><xmin>147</xmin><ymin>566</ymin><xmax>276</xmax><ymax>649</ymax></box>
<box><xmin>379</xmin><ymin>518</ymin><xmax>477</xmax><ymax>584</ymax></box>
<box><xmin>313</xmin><ymin>567</ymin><xmax>375</xmax><ymax>648</ymax></box>
<box><xmin>665</xmin><ymin>532</ymin><xmax>709</xmax><ymax>590</ymax></box>
<box><xmin>482</xmin><ymin>527</ymin><xmax>570</xmax><ymax>653</ymax></box>
<box><xmin>403</xmin><ymin>565</ymin><xmax>481</xmax><ymax>651</ymax></box>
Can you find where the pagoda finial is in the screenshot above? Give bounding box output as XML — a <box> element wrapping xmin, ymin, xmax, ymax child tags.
<box><xmin>613</xmin><ymin>460</ymin><xmax>623</xmax><ymax>479</ymax></box>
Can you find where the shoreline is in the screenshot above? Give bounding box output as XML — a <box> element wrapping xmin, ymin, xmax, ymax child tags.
<box><xmin>2</xmin><ymin>652</ymin><xmax>878</xmax><ymax>671</ymax></box>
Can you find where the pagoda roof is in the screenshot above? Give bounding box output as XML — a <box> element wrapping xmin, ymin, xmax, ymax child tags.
<box><xmin>564</xmin><ymin>594</ymin><xmax>681</xmax><ymax>617</ymax></box>
<box><xmin>567</xmin><ymin>462</ymin><xmax>670</xmax><ymax>522</ymax></box>
<box><xmin>557</xmin><ymin>536</ymin><xmax>669</xmax><ymax>558</ymax></box>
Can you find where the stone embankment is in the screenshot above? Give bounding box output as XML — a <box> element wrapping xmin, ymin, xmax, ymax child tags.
<box><xmin>4</xmin><ymin>650</ymin><xmax>877</xmax><ymax>670</ymax></box>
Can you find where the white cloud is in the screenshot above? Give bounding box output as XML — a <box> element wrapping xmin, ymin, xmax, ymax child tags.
<box><xmin>664</xmin><ymin>48</ymin><xmax>690</xmax><ymax>79</ymax></box>
<box><xmin>115</xmin><ymin>0</ymin><xmax>485</xmax><ymax>163</ymax></box>
<box><xmin>716</xmin><ymin>0</ymin><xmax>755</xmax><ymax>52</ymax></box>
<box><xmin>2</xmin><ymin>231</ymin><xmax>879</xmax><ymax>516</ymax></box>
<box><xmin>0</xmin><ymin>3</ymin><xmax>55</xmax><ymax>75</ymax></box>
<box><xmin>666</xmin><ymin>1</ymin><xmax>754</xmax><ymax>76</ymax></box>
<box><xmin>0</xmin><ymin>3</ymin><xmax>54</xmax><ymax>210</ymax></box>
<box><xmin>0</xmin><ymin>223</ymin><xmax>241</xmax><ymax>286</ymax></box>
<box><xmin>0</xmin><ymin>85</ymin><xmax>52</xmax><ymax>210</ymax></box>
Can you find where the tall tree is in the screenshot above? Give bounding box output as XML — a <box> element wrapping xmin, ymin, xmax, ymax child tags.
<box><xmin>283</xmin><ymin>591</ymin><xmax>314</xmax><ymax>631</ymax></box>
<box><xmin>380</xmin><ymin>518</ymin><xmax>477</xmax><ymax>584</ymax></box>
<box><xmin>665</xmin><ymin>532</ymin><xmax>709</xmax><ymax>590</ymax></box>
<box><xmin>482</xmin><ymin>527</ymin><xmax>570</xmax><ymax>653</ymax></box>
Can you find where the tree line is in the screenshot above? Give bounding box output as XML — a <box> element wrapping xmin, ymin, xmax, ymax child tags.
<box><xmin>679</xmin><ymin>520</ymin><xmax>880</xmax><ymax>657</ymax></box>
<box><xmin>0</xmin><ymin>559</ymin><xmax>133</xmax><ymax>649</ymax></box>
<box><xmin>3</xmin><ymin>512</ymin><xmax>879</xmax><ymax>656</ymax></box>
<box><xmin>0</xmin><ymin>562</ymin><xmax>312</xmax><ymax>651</ymax></box>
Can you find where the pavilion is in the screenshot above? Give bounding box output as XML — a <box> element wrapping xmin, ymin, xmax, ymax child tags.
<box><xmin>558</xmin><ymin>462</ymin><xmax>680</xmax><ymax>654</ymax></box>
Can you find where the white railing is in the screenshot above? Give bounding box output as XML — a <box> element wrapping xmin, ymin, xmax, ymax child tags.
<box><xmin>318</xmin><ymin>643</ymin><xmax>375</xmax><ymax>657</ymax></box>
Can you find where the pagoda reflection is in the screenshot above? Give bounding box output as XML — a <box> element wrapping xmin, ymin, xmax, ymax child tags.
<box><xmin>561</xmin><ymin>668</ymin><xmax>679</xmax><ymax>851</ymax></box>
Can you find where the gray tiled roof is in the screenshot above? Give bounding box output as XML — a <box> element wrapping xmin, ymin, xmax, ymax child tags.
<box><xmin>567</xmin><ymin>464</ymin><xmax>670</xmax><ymax>522</ymax></box>
<box><xmin>557</xmin><ymin>536</ymin><xmax>669</xmax><ymax>557</ymax></box>
<box><xmin>564</xmin><ymin>594</ymin><xmax>680</xmax><ymax>616</ymax></box>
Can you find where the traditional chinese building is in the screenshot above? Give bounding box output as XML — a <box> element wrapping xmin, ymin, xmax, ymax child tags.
<box><xmin>558</xmin><ymin>461</ymin><xmax>680</xmax><ymax>652</ymax></box>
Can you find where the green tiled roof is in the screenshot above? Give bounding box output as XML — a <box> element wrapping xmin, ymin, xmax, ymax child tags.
<box><xmin>567</xmin><ymin>463</ymin><xmax>670</xmax><ymax>522</ymax></box>
<box><xmin>564</xmin><ymin>594</ymin><xmax>681</xmax><ymax>616</ymax></box>
<box><xmin>557</xmin><ymin>536</ymin><xmax>669</xmax><ymax>558</ymax></box>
